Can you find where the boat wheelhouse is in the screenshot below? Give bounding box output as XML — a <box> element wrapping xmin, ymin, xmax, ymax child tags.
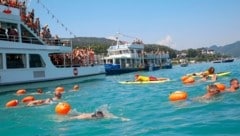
<box><xmin>0</xmin><ymin>4</ymin><xmax>105</xmax><ymax>91</ymax></box>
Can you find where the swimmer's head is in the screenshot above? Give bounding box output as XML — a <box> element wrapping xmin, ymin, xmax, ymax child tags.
<box><xmin>54</xmin><ymin>91</ymin><xmax>62</xmax><ymax>99</ymax></box>
<box><xmin>208</xmin><ymin>67</ymin><xmax>215</xmax><ymax>74</ymax></box>
<box><xmin>207</xmin><ymin>84</ymin><xmax>220</xmax><ymax>94</ymax></box>
<box><xmin>37</xmin><ymin>88</ymin><xmax>43</xmax><ymax>94</ymax></box>
<box><xmin>73</xmin><ymin>85</ymin><xmax>79</xmax><ymax>90</ymax></box>
<box><xmin>92</xmin><ymin>111</ymin><xmax>104</xmax><ymax>118</ymax></box>
<box><xmin>230</xmin><ymin>78</ymin><xmax>239</xmax><ymax>90</ymax></box>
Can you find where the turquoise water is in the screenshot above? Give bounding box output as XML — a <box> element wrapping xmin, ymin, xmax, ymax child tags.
<box><xmin>1</xmin><ymin>61</ymin><xmax>240</xmax><ymax>135</ymax></box>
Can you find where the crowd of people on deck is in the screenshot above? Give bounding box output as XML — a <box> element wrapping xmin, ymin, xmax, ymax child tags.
<box><xmin>0</xmin><ymin>23</ymin><xmax>19</xmax><ymax>41</ymax></box>
<box><xmin>49</xmin><ymin>47</ymin><xmax>95</xmax><ymax>66</ymax></box>
<box><xmin>0</xmin><ymin>0</ymin><xmax>23</xmax><ymax>8</ymax></box>
<box><xmin>0</xmin><ymin>0</ymin><xmax>62</xmax><ymax>45</ymax></box>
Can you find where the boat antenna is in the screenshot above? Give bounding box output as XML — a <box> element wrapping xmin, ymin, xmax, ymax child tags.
<box><xmin>115</xmin><ymin>32</ymin><xmax>120</xmax><ymax>47</ymax></box>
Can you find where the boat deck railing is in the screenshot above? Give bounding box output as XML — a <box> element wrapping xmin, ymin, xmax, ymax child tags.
<box><xmin>52</xmin><ymin>54</ymin><xmax>105</xmax><ymax>68</ymax></box>
<box><xmin>0</xmin><ymin>33</ymin><xmax>71</xmax><ymax>47</ymax></box>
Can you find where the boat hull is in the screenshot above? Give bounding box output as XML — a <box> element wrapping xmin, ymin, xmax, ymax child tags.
<box><xmin>222</xmin><ymin>59</ymin><xmax>234</xmax><ymax>63</ymax></box>
<box><xmin>105</xmin><ymin>68</ymin><xmax>145</xmax><ymax>75</ymax></box>
<box><xmin>180</xmin><ymin>63</ymin><xmax>188</xmax><ymax>67</ymax></box>
<box><xmin>213</xmin><ymin>59</ymin><xmax>234</xmax><ymax>63</ymax></box>
<box><xmin>0</xmin><ymin>73</ymin><xmax>105</xmax><ymax>93</ymax></box>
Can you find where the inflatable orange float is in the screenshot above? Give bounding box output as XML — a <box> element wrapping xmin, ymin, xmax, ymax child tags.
<box><xmin>55</xmin><ymin>102</ymin><xmax>71</xmax><ymax>115</ymax></box>
<box><xmin>169</xmin><ymin>91</ymin><xmax>188</xmax><ymax>101</ymax></box>
<box><xmin>22</xmin><ymin>96</ymin><xmax>35</xmax><ymax>103</ymax></box>
<box><xmin>16</xmin><ymin>89</ymin><xmax>26</xmax><ymax>95</ymax></box>
<box><xmin>183</xmin><ymin>77</ymin><xmax>195</xmax><ymax>84</ymax></box>
<box><xmin>215</xmin><ymin>83</ymin><xmax>226</xmax><ymax>92</ymax></box>
<box><xmin>55</xmin><ymin>87</ymin><xmax>64</xmax><ymax>93</ymax></box>
<box><xmin>181</xmin><ymin>76</ymin><xmax>189</xmax><ymax>81</ymax></box>
<box><xmin>6</xmin><ymin>100</ymin><xmax>18</xmax><ymax>107</ymax></box>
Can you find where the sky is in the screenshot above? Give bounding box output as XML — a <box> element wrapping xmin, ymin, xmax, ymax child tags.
<box><xmin>27</xmin><ymin>0</ymin><xmax>240</xmax><ymax>50</ymax></box>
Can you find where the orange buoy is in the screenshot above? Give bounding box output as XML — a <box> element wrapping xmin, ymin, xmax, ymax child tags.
<box><xmin>215</xmin><ymin>83</ymin><xmax>226</xmax><ymax>92</ymax></box>
<box><xmin>181</xmin><ymin>76</ymin><xmax>189</xmax><ymax>81</ymax></box>
<box><xmin>16</xmin><ymin>89</ymin><xmax>26</xmax><ymax>95</ymax></box>
<box><xmin>183</xmin><ymin>77</ymin><xmax>195</xmax><ymax>84</ymax></box>
<box><xmin>55</xmin><ymin>87</ymin><xmax>64</xmax><ymax>93</ymax></box>
<box><xmin>55</xmin><ymin>102</ymin><xmax>71</xmax><ymax>115</ymax></box>
<box><xmin>169</xmin><ymin>91</ymin><xmax>188</xmax><ymax>101</ymax></box>
<box><xmin>6</xmin><ymin>100</ymin><xmax>18</xmax><ymax>107</ymax></box>
<box><xmin>22</xmin><ymin>96</ymin><xmax>35</xmax><ymax>103</ymax></box>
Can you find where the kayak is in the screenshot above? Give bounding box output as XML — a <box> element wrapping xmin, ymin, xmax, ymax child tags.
<box><xmin>186</xmin><ymin>71</ymin><xmax>231</xmax><ymax>77</ymax></box>
<box><xmin>119</xmin><ymin>78</ymin><xmax>170</xmax><ymax>84</ymax></box>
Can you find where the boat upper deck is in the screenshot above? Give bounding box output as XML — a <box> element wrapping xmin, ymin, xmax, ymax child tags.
<box><xmin>0</xmin><ymin>4</ymin><xmax>72</xmax><ymax>53</ymax></box>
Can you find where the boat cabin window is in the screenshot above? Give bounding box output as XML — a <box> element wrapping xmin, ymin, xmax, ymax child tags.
<box><xmin>115</xmin><ymin>59</ymin><xmax>120</xmax><ymax>64</ymax></box>
<box><xmin>49</xmin><ymin>53</ymin><xmax>71</xmax><ymax>67</ymax></box>
<box><xmin>6</xmin><ymin>54</ymin><xmax>26</xmax><ymax>69</ymax></box>
<box><xmin>29</xmin><ymin>54</ymin><xmax>45</xmax><ymax>68</ymax></box>
<box><xmin>0</xmin><ymin>54</ymin><xmax>2</xmax><ymax>69</ymax></box>
<box><xmin>0</xmin><ymin>21</ymin><xmax>18</xmax><ymax>42</ymax></box>
<box><xmin>21</xmin><ymin>25</ymin><xmax>43</xmax><ymax>45</ymax></box>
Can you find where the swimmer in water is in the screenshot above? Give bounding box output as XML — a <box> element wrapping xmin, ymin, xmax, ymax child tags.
<box><xmin>70</xmin><ymin>111</ymin><xmax>104</xmax><ymax>120</ymax></box>
<box><xmin>52</xmin><ymin>91</ymin><xmax>62</xmax><ymax>101</ymax></box>
<box><xmin>27</xmin><ymin>91</ymin><xmax>62</xmax><ymax>106</ymax></box>
<box><xmin>202</xmin><ymin>84</ymin><xmax>220</xmax><ymax>99</ymax></box>
<box><xmin>27</xmin><ymin>98</ymin><xmax>53</xmax><ymax>106</ymax></box>
<box><xmin>36</xmin><ymin>88</ymin><xmax>43</xmax><ymax>94</ymax></box>
<box><xmin>73</xmin><ymin>85</ymin><xmax>79</xmax><ymax>91</ymax></box>
<box><xmin>226</xmin><ymin>78</ymin><xmax>239</xmax><ymax>92</ymax></box>
<box><xmin>192</xmin><ymin>84</ymin><xmax>220</xmax><ymax>102</ymax></box>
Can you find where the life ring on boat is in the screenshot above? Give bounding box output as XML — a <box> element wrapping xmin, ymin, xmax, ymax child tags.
<box><xmin>22</xmin><ymin>96</ymin><xmax>35</xmax><ymax>103</ymax></box>
<box><xmin>169</xmin><ymin>91</ymin><xmax>188</xmax><ymax>101</ymax></box>
<box><xmin>6</xmin><ymin>100</ymin><xmax>18</xmax><ymax>107</ymax></box>
<box><xmin>55</xmin><ymin>102</ymin><xmax>71</xmax><ymax>115</ymax></box>
<box><xmin>55</xmin><ymin>87</ymin><xmax>64</xmax><ymax>93</ymax></box>
<box><xmin>214</xmin><ymin>83</ymin><xmax>226</xmax><ymax>92</ymax></box>
<box><xmin>16</xmin><ymin>89</ymin><xmax>26</xmax><ymax>95</ymax></box>
<box><xmin>182</xmin><ymin>77</ymin><xmax>195</xmax><ymax>84</ymax></box>
<box><xmin>73</xmin><ymin>67</ymin><xmax>78</xmax><ymax>76</ymax></box>
<box><xmin>3</xmin><ymin>9</ymin><xmax>12</xmax><ymax>14</ymax></box>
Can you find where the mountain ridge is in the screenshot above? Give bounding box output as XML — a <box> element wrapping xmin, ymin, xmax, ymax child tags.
<box><xmin>66</xmin><ymin>37</ymin><xmax>240</xmax><ymax>57</ymax></box>
<box><xmin>208</xmin><ymin>41</ymin><xmax>240</xmax><ymax>57</ymax></box>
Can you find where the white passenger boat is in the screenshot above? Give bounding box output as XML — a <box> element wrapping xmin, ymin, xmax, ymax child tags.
<box><xmin>0</xmin><ymin>4</ymin><xmax>105</xmax><ymax>91</ymax></box>
<box><xmin>103</xmin><ymin>34</ymin><xmax>172</xmax><ymax>75</ymax></box>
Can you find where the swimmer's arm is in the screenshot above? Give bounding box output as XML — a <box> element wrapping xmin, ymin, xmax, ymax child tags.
<box><xmin>70</xmin><ymin>113</ymin><xmax>93</xmax><ymax>120</ymax></box>
<box><xmin>211</xmin><ymin>74</ymin><xmax>217</xmax><ymax>82</ymax></box>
